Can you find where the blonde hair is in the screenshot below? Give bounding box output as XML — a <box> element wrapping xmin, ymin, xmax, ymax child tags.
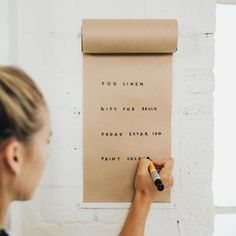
<box><xmin>0</xmin><ymin>66</ymin><xmax>46</xmax><ymax>146</ymax></box>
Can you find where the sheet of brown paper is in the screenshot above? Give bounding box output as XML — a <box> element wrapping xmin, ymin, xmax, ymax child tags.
<box><xmin>82</xmin><ymin>19</ymin><xmax>178</xmax><ymax>203</ymax></box>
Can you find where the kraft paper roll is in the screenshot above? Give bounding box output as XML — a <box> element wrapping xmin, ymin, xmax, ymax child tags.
<box><xmin>82</xmin><ymin>19</ymin><xmax>178</xmax><ymax>203</ymax></box>
<box><xmin>82</xmin><ymin>19</ymin><xmax>178</xmax><ymax>53</ymax></box>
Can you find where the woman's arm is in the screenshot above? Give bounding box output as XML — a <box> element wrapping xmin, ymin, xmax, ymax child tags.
<box><xmin>119</xmin><ymin>191</ymin><xmax>152</xmax><ymax>236</ymax></box>
<box><xmin>119</xmin><ymin>158</ymin><xmax>174</xmax><ymax>236</ymax></box>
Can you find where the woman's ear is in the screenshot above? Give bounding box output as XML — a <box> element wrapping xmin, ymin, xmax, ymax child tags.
<box><xmin>2</xmin><ymin>140</ymin><xmax>24</xmax><ymax>175</ymax></box>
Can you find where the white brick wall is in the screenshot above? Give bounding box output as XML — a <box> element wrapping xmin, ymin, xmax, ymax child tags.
<box><xmin>6</xmin><ymin>0</ymin><xmax>217</xmax><ymax>235</ymax></box>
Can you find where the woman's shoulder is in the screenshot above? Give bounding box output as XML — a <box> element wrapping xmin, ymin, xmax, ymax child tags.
<box><xmin>0</xmin><ymin>229</ymin><xmax>9</xmax><ymax>236</ymax></box>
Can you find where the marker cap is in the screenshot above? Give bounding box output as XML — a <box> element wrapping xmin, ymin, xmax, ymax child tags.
<box><xmin>154</xmin><ymin>179</ymin><xmax>164</xmax><ymax>191</ymax></box>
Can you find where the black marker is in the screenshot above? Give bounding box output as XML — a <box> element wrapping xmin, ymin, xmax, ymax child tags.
<box><xmin>147</xmin><ymin>157</ymin><xmax>164</xmax><ymax>191</ymax></box>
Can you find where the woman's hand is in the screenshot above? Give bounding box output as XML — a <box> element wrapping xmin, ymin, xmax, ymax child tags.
<box><xmin>133</xmin><ymin>157</ymin><xmax>174</xmax><ymax>203</ymax></box>
<box><xmin>119</xmin><ymin>157</ymin><xmax>174</xmax><ymax>236</ymax></box>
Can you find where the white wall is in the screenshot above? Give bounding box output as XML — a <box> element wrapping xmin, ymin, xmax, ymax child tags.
<box><xmin>0</xmin><ymin>1</ymin><xmax>10</xmax><ymax>231</ymax></box>
<box><xmin>0</xmin><ymin>1</ymin><xmax>21</xmax><ymax>235</ymax></box>
<box><xmin>7</xmin><ymin>0</ymin><xmax>216</xmax><ymax>235</ymax></box>
<box><xmin>218</xmin><ymin>0</ymin><xmax>236</xmax><ymax>4</ymax></box>
<box><xmin>0</xmin><ymin>0</ymin><xmax>9</xmax><ymax>64</ymax></box>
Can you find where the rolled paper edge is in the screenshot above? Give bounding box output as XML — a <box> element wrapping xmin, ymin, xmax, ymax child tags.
<box><xmin>81</xmin><ymin>19</ymin><xmax>178</xmax><ymax>54</ymax></box>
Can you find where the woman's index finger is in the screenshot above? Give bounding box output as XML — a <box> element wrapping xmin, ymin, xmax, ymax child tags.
<box><xmin>153</xmin><ymin>157</ymin><xmax>174</xmax><ymax>170</ymax></box>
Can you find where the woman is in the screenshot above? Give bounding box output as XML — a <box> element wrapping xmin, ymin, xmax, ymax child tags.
<box><xmin>0</xmin><ymin>66</ymin><xmax>173</xmax><ymax>236</ymax></box>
